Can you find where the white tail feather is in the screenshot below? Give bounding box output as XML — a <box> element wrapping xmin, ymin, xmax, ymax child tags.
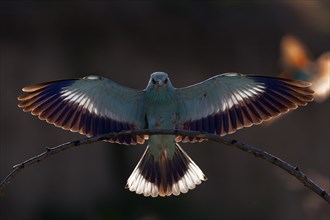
<box><xmin>125</xmin><ymin>144</ymin><xmax>207</xmax><ymax>197</ymax></box>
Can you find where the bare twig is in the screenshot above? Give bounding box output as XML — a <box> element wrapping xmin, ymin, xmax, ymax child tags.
<box><xmin>0</xmin><ymin>129</ymin><xmax>329</xmax><ymax>203</ymax></box>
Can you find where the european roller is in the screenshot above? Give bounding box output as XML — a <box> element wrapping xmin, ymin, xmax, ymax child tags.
<box><xmin>280</xmin><ymin>35</ymin><xmax>329</xmax><ymax>102</ymax></box>
<box><xmin>18</xmin><ymin>72</ymin><xmax>314</xmax><ymax>197</ymax></box>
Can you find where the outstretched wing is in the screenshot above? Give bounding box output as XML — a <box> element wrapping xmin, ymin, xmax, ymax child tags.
<box><xmin>18</xmin><ymin>75</ymin><xmax>146</xmax><ymax>145</ymax></box>
<box><xmin>176</xmin><ymin>73</ymin><xmax>314</xmax><ymax>140</ymax></box>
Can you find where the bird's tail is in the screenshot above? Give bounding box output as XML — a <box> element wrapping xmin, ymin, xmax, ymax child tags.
<box><xmin>125</xmin><ymin>143</ymin><xmax>207</xmax><ymax>197</ymax></box>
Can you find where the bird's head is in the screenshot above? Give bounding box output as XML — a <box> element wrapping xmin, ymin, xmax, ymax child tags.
<box><xmin>146</xmin><ymin>72</ymin><xmax>173</xmax><ymax>91</ymax></box>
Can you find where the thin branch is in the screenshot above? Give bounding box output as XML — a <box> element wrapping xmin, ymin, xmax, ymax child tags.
<box><xmin>0</xmin><ymin>129</ymin><xmax>329</xmax><ymax>203</ymax></box>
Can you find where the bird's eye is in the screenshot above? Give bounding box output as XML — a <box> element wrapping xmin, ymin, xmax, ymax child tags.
<box><xmin>164</xmin><ymin>78</ymin><xmax>168</xmax><ymax>84</ymax></box>
<box><xmin>152</xmin><ymin>79</ymin><xmax>156</xmax><ymax>84</ymax></box>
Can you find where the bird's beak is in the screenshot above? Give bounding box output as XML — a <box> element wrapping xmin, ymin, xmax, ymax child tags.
<box><xmin>158</xmin><ymin>80</ymin><xmax>164</xmax><ymax>86</ymax></box>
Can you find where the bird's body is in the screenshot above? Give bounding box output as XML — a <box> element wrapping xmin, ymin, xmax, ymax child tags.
<box><xmin>127</xmin><ymin>73</ymin><xmax>206</xmax><ymax>196</ymax></box>
<box><xmin>144</xmin><ymin>73</ymin><xmax>178</xmax><ymax>158</ymax></box>
<box><xmin>18</xmin><ymin>72</ymin><xmax>314</xmax><ymax>197</ymax></box>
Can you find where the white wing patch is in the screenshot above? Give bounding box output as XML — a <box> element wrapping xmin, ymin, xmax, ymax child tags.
<box><xmin>18</xmin><ymin>76</ymin><xmax>146</xmax><ymax>144</ymax></box>
<box><xmin>177</xmin><ymin>74</ymin><xmax>313</xmax><ymax>137</ymax></box>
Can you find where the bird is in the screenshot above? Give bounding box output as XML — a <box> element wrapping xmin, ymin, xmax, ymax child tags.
<box><xmin>18</xmin><ymin>72</ymin><xmax>314</xmax><ymax>197</ymax></box>
<box><xmin>280</xmin><ymin>35</ymin><xmax>329</xmax><ymax>103</ymax></box>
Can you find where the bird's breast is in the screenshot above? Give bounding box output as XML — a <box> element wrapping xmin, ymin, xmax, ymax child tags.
<box><xmin>145</xmin><ymin>100</ymin><xmax>178</xmax><ymax>159</ymax></box>
<box><xmin>146</xmin><ymin>102</ymin><xmax>178</xmax><ymax>129</ymax></box>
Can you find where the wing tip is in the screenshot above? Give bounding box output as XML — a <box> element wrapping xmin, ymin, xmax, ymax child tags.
<box><xmin>21</xmin><ymin>82</ymin><xmax>51</xmax><ymax>92</ymax></box>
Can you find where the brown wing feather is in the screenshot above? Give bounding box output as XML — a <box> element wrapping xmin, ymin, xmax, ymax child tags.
<box><xmin>18</xmin><ymin>78</ymin><xmax>145</xmax><ymax>145</ymax></box>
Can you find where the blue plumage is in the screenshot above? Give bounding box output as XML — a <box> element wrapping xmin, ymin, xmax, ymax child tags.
<box><xmin>18</xmin><ymin>72</ymin><xmax>313</xmax><ymax>197</ymax></box>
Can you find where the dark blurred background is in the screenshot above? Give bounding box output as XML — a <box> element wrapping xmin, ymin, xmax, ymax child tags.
<box><xmin>0</xmin><ymin>1</ymin><xmax>329</xmax><ymax>220</ymax></box>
